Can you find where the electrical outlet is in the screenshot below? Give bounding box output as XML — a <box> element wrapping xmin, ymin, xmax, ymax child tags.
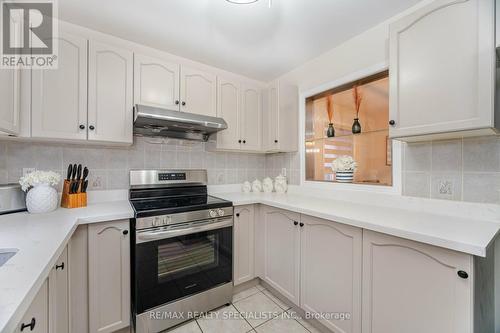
<box><xmin>92</xmin><ymin>176</ymin><xmax>103</xmax><ymax>190</ymax></box>
<box><xmin>438</xmin><ymin>180</ymin><xmax>453</xmax><ymax>196</ymax></box>
<box><xmin>22</xmin><ymin>168</ymin><xmax>36</xmax><ymax>176</ymax></box>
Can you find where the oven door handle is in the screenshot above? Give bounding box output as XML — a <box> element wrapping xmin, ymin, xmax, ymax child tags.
<box><xmin>136</xmin><ymin>218</ymin><xmax>233</xmax><ymax>243</ymax></box>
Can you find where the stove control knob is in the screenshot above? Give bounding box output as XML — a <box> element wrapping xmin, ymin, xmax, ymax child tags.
<box><xmin>217</xmin><ymin>209</ymin><xmax>224</xmax><ymax>217</ymax></box>
<box><xmin>209</xmin><ymin>210</ymin><xmax>217</xmax><ymax>218</ymax></box>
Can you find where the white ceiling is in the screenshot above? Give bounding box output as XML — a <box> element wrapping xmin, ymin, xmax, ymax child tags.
<box><xmin>59</xmin><ymin>0</ymin><xmax>420</xmax><ymax>81</ymax></box>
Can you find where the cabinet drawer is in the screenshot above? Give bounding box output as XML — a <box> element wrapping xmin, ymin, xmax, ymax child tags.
<box><xmin>16</xmin><ymin>279</ymin><xmax>48</xmax><ymax>333</ymax></box>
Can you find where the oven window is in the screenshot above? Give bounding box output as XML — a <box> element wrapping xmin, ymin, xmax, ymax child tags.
<box><xmin>158</xmin><ymin>234</ymin><xmax>218</xmax><ymax>281</ymax></box>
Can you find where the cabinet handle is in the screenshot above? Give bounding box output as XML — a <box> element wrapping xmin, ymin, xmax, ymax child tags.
<box><xmin>235</xmin><ymin>213</ymin><xmax>240</xmax><ymax>217</ymax></box>
<box><xmin>56</xmin><ymin>262</ymin><xmax>65</xmax><ymax>270</ymax></box>
<box><xmin>175</xmin><ymin>100</ymin><xmax>180</xmax><ymax>105</ymax></box>
<box><xmin>79</xmin><ymin>124</ymin><xmax>85</xmax><ymax>130</ymax></box>
<box><xmin>20</xmin><ymin>318</ymin><xmax>35</xmax><ymax>331</ymax></box>
<box><xmin>457</xmin><ymin>270</ymin><xmax>469</xmax><ymax>279</ymax></box>
<box><xmin>293</xmin><ymin>221</ymin><xmax>298</xmax><ymax>226</ymax></box>
<box><xmin>182</xmin><ymin>101</ymin><xmax>186</xmax><ymax>106</ymax></box>
<box><xmin>389</xmin><ymin>120</ymin><xmax>396</xmax><ymax>126</ymax></box>
<box><xmin>89</xmin><ymin>125</ymin><xmax>95</xmax><ymax>131</ymax></box>
<box><xmin>274</xmin><ymin>140</ymin><xmax>278</xmax><ymax>143</ymax></box>
<box><xmin>123</xmin><ymin>230</ymin><xmax>129</xmax><ymax>235</ymax></box>
<box><xmin>299</xmin><ymin>222</ymin><xmax>304</xmax><ymax>227</ymax></box>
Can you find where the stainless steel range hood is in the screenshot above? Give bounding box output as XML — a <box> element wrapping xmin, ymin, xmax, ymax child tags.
<box><xmin>133</xmin><ymin>104</ymin><xmax>228</xmax><ymax>141</ymax></box>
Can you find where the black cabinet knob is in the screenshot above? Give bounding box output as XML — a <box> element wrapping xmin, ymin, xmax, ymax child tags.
<box><xmin>55</xmin><ymin>262</ymin><xmax>65</xmax><ymax>270</ymax></box>
<box><xmin>175</xmin><ymin>100</ymin><xmax>180</xmax><ymax>105</ymax></box>
<box><xmin>89</xmin><ymin>125</ymin><xmax>95</xmax><ymax>130</ymax></box>
<box><xmin>123</xmin><ymin>230</ymin><xmax>129</xmax><ymax>235</ymax></box>
<box><xmin>236</xmin><ymin>213</ymin><xmax>240</xmax><ymax>217</ymax></box>
<box><xmin>20</xmin><ymin>318</ymin><xmax>35</xmax><ymax>331</ymax></box>
<box><xmin>243</xmin><ymin>140</ymin><xmax>246</xmax><ymax>144</ymax></box>
<box><xmin>299</xmin><ymin>222</ymin><xmax>304</xmax><ymax>227</ymax></box>
<box><xmin>181</xmin><ymin>101</ymin><xmax>186</xmax><ymax>106</ymax></box>
<box><xmin>274</xmin><ymin>140</ymin><xmax>278</xmax><ymax>143</ymax></box>
<box><xmin>79</xmin><ymin>125</ymin><xmax>85</xmax><ymax>130</ymax></box>
<box><xmin>293</xmin><ymin>221</ymin><xmax>298</xmax><ymax>226</ymax></box>
<box><xmin>389</xmin><ymin>120</ymin><xmax>396</xmax><ymax>126</ymax></box>
<box><xmin>238</xmin><ymin>140</ymin><xmax>242</xmax><ymax>143</ymax></box>
<box><xmin>457</xmin><ymin>270</ymin><xmax>468</xmax><ymax>279</ymax></box>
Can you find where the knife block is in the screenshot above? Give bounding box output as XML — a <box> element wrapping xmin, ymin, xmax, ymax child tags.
<box><xmin>61</xmin><ymin>180</ymin><xmax>87</xmax><ymax>208</ymax></box>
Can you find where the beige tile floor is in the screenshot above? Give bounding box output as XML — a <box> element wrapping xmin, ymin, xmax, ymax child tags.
<box><xmin>164</xmin><ymin>284</ymin><xmax>322</xmax><ymax>333</ymax></box>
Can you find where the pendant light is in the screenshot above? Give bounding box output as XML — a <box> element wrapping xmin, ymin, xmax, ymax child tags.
<box><xmin>226</xmin><ymin>0</ymin><xmax>272</xmax><ymax>7</ymax></box>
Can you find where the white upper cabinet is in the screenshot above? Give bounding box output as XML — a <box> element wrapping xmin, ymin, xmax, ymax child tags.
<box><xmin>240</xmin><ymin>83</ymin><xmax>262</xmax><ymax>151</ymax></box>
<box><xmin>300</xmin><ymin>215</ymin><xmax>362</xmax><ymax>333</ymax></box>
<box><xmin>217</xmin><ymin>77</ymin><xmax>241</xmax><ymax>150</ymax></box>
<box><xmin>134</xmin><ymin>54</ymin><xmax>180</xmax><ymax>110</ymax></box>
<box><xmin>180</xmin><ymin>66</ymin><xmax>217</xmax><ymax>117</ymax></box>
<box><xmin>32</xmin><ymin>31</ymin><xmax>88</xmax><ymax>140</ymax></box>
<box><xmin>0</xmin><ymin>10</ymin><xmax>21</xmax><ymax>135</ymax></box>
<box><xmin>88</xmin><ymin>41</ymin><xmax>134</xmax><ymax>144</ymax></box>
<box><xmin>261</xmin><ymin>206</ymin><xmax>300</xmax><ymax>305</ymax></box>
<box><xmin>362</xmin><ymin>230</ymin><xmax>473</xmax><ymax>333</ymax></box>
<box><xmin>389</xmin><ymin>0</ymin><xmax>496</xmax><ymax>140</ymax></box>
<box><xmin>264</xmin><ymin>80</ymin><xmax>298</xmax><ymax>152</ymax></box>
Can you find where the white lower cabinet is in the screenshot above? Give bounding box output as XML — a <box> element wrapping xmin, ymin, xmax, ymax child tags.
<box><xmin>16</xmin><ymin>280</ymin><xmax>49</xmax><ymax>333</ymax></box>
<box><xmin>88</xmin><ymin>220</ymin><xmax>131</xmax><ymax>333</ymax></box>
<box><xmin>300</xmin><ymin>215</ymin><xmax>362</xmax><ymax>333</ymax></box>
<box><xmin>362</xmin><ymin>230</ymin><xmax>473</xmax><ymax>333</ymax></box>
<box><xmin>49</xmin><ymin>247</ymin><xmax>69</xmax><ymax>333</ymax></box>
<box><xmin>234</xmin><ymin>205</ymin><xmax>255</xmax><ymax>286</ymax></box>
<box><xmin>261</xmin><ymin>206</ymin><xmax>300</xmax><ymax>305</ymax></box>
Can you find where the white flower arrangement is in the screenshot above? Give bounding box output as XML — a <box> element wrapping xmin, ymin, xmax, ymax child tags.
<box><xmin>331</xmin><ymin>156</ymin><xmax>357</xmax><ymax>172</ymax></box>
<box><xmin>19</xmin><ymin>170</ymin><xmax>61</xmax><ymax>192</ymax></box>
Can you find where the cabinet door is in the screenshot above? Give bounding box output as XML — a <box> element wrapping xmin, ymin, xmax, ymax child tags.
<box><xmin>49</xmin><ymin>247</ymin><xmax>69</xmax><ymax>333</ymax></box>
<box><xmin>265</xmin><ymin>82</ymin><xmax>279</xmax><ymax>151</ymax></box>
<box><xmin>0</xmin><ymin>9</ymin><xmax>21</xmax><ymax>135</ymax></box>
<box><xmin>234</xmin><ymin>205</ymin><xmax>255</xmax><ymax>286</ymax></box>
<box><xmin>300</xmin><ymin>215</ymin><xmax>362</xmax><ymax>333</ymax></box>
<box><xmin>16</xmin><ymin>279</ymin><xmax>49</xmax><ymax>333</ymax></box>
<box><xmin>262</xmin><ymin>206</ymin><xmax>300</xmax><ymax>305</ymax></box>
<box><xmin>88</xmin><ymin>41</ymin><xmax>133</xmax><ymax>144</ymax></box>
<box><xmin>240</xmin><ymin>84</ymin><xmax>262</xmax><ymax>151</ymax></box>
<box><xmin>32</xmin><ymin>31</ymin><xmax>88</xmax><ymax>140</ymax></box>
<box><xmin>362</xmin><ymin>230</ymin><xmax>473</xmax><ymax>333</ymax></box>
<box><xmin>180</xmin><ymin>66</ymin><xmax>217</xmax><ymax>117</ymax></box>
<box><xmin>216</xmin><ymin>78</ymin><xmax>241</xmax><ymax>150</ymax></box>
<box><xmin>134</xmin><ymin>54</ymin><xmax>180</xmax><ymax>110</ymax></box>
<box><xmin>389</xmin><ymin>0</ymin><xmax>495</xmax><ymax>138</ymax></box>
<box><xmin>88</xmin><ymin>220</ymin><xmax>130</xmax><ymax>333</ymax></box>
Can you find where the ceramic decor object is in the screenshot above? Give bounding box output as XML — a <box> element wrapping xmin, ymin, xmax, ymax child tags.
<box><xmin>242</xmin><ymin>181</ymin><xmax>252</xmax><ymax>193</ymax></box>
<box><xmin>252</xmin><ymin>179</ymin><xmax>262</xmax><ymax>193</ymax></box>
<box><xmin>274</xmin><ymin>174</ymin><xmax>288</xmax><ymax>193</ymax></box>
<box><xmin>26</xmin><ymin>183</ymin><xmax>58</xmax><ymax>214</ymax></box>
<box><xmin>262</xmin><ymin>177</ymin><xmax>274</xmax><ymax>193</ymax></box>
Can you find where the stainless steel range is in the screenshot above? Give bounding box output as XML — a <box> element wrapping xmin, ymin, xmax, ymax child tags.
<box><xmin>129</xmin><ymin>169</ymin><xmax>233</xmax><ymax>333</ymax></box>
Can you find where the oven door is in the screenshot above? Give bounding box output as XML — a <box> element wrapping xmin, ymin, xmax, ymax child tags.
<box><xmin>134</xmin><ymin>217</ymin><xmax>233</xmax><ymax>314</ymax></box>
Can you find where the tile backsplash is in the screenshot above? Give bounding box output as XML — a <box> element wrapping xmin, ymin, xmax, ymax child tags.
<box><xmin>0</xmin><ymin>137</ymin><xmax>300</xmax><ymax>191</ymax></box>
<box><xmin>403</xmin><ymin>136</ymin><xmax>500</xmax><ymax>204</ymax></box>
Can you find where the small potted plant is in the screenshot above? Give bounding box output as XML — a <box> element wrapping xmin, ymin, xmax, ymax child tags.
<box><xmin>331</xmin><ymin>156</ymin><xmax>357</xmax><ymax>183</ymax></box>
<box><xmin>19</xmin><ymin>171</ymin><xmax>61</xmax><ymax>214</ymax></box>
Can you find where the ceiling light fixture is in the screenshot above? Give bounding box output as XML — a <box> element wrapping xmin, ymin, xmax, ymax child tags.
<box><xmin>226</xmin><ymin>0</ymin><xmax>272</xmax><ymax>7</ymax></box>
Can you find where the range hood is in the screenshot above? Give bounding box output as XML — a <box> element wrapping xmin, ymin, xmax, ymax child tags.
<box><xmin>133</xmin><ymin>104</ymin><xmax>228</xmax><ymax>141</ymax></box>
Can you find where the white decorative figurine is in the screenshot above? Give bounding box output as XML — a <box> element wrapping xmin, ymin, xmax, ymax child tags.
<box><xmin>274</xmin><ymin>174</ymin><xmax>288</xmax><ymax>194</ymax></box>
<box><xmin>19</xmin><ymin>171</ymin><xmax>61</xmax><ymax>214</ymax></box>
<box><xmin>251</xmin><ymin>179</ymin><xmax>262</xmax><ymax>193</ymax></box>
<box><xmin>242</xmin><ymin>181</ymin><xmax>252</xmax><ymax>193</ymax></box>
<box><xmin>262</xmin><ymin>177</ymin><xmax>274</xmax><ymax>193</ymax></box>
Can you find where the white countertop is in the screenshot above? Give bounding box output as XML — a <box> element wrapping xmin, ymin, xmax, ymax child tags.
<box><xmin>0</xmin><ymin>200</ymin><xmax>134</xmax><ymax>333</ymax></box>
<box><xmin>213</xmin><ymin>191</ymin><xmax>500</xmax><ymax>258</ymax></box>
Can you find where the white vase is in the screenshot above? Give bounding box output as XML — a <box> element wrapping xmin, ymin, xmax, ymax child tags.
<box><xmin>251</xmin><ymin>179</ymin><xmax>262</xmax><ymax>193</ymax></box>
<box><xmin>26</xmin><ymin>183</ymin><xmax>58</xmax><ymax>214</ymax></box>
<box><xmin>335</xmin><ymin>171</ymin><xmax>354</xmax><ymax>183</ymax></box>
<box><xmin>274</xmin><ymin>174</ymin><xmax>288</xmax><ymax>194</ymax></box>
<box><xmin>262</xmin><ymin>177</ymin><xmax>274</xmax><ymax>193</ymax></box>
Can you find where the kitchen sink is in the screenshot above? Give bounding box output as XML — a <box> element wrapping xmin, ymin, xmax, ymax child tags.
<box><xmin>0</xmin><ymin>248</ymin><xmax>18</xmax><ymax>267</ymax></box>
